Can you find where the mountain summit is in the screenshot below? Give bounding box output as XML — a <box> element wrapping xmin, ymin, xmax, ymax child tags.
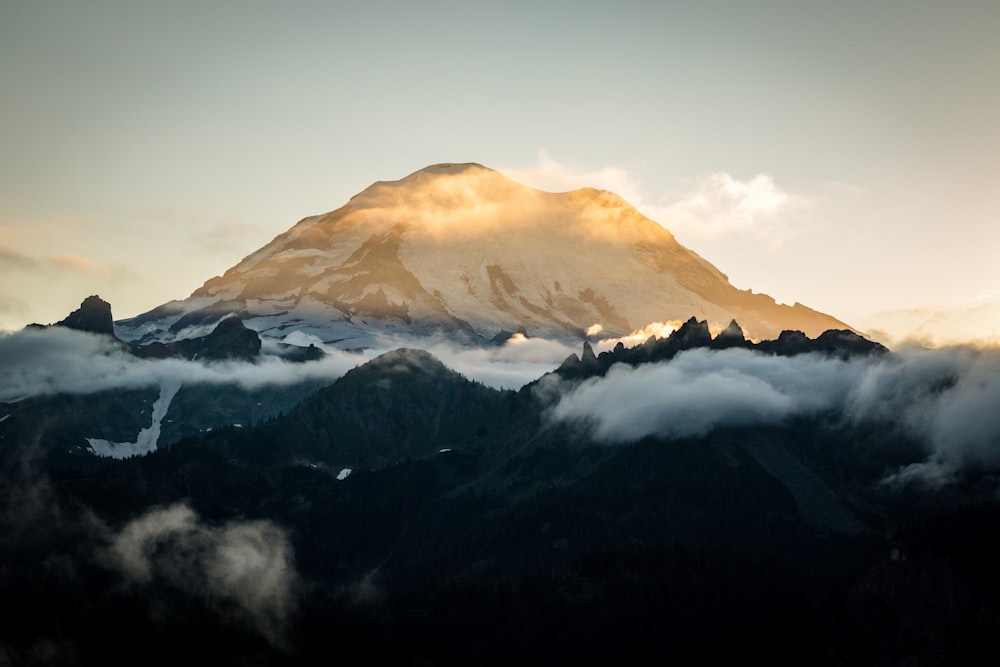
<box><xmin>117</xmin><ymin>163</ymin><xmax>850</xmax><ymax>346</ymax></box>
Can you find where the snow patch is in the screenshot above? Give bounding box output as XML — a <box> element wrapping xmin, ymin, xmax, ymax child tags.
<box><xmin>86</xmin><ymin>380</ymin><xmax>182</xmax><ymax>459</ymax></box>
<box><xmin>439</xmin><ymin>448</ymin><xmax>452</xmax><ymax>453</ymax></box>
<box><xmin>336</xmin><ymin>468</ymin><xmax>352</xmax><ymax>480</ymax></box>
<box><xmin>0</xmin><ymin>414</ymin><xmax>9</xmax><ymax>423</ymax></box>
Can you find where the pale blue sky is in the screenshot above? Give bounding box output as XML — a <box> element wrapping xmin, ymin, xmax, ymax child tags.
<box><xmin>1</xmin><ymin>1</ymin><xmax>998</xmax><ymax>343</ymax></box>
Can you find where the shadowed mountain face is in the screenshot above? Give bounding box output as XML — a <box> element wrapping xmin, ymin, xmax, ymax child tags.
<box><xmin>55</xmin><ymin>295</ymin><xmax>117</xmax><ymax>337</ymax></box>
<box><xmin>5</xmin><ymin>339</ymin><xmax>999</xmax><ymax>666</ymax></box>
<box><xmin>116</xmin><ymin>163</ymin><xmax>851</xmax><ymax>347</ymax></box>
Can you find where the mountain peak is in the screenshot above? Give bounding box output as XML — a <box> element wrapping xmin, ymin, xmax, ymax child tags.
<box><xmin>409</xmin><ymin>162</ymin><xmax>491</xmax><ymax>177</ymax></box>
<box><xmin>117</xmin><ymin>162</ymin><xmax>855</xmax><ymax>347</ymax></box>
<box><xmin>55</xmin><ymin>295</ymin><xmax>117</xmax><ymax>338</ymax></box>
<box><xmin>714</xmin><ymin>319</ymin><xmax>747</xmax><ymax>345</ymax></box>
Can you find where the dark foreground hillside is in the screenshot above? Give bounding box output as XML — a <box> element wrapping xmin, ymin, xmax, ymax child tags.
<box><xmin>2</xmin><ymin>337</ymin><xmax>999</xmax><ymax>665</ymax></box>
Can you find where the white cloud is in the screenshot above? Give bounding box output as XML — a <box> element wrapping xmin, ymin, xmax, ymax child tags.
<box><xmin>499</xmin><ymin>150</ymin><xmax>645</xmax><ymax>203</ymax></box>
<box><xmin>548</xmin><ymin>348</ymin><xmax>863</xmax><ymax>441</ymax></box>
<box><xmin>412</xmin><ymin>334</ymin><xmax>576</xmax><ymax>390</ymax></box>
<box><xmin>500</xmin><ymin>153</ymin><xmax>814</xmax><ymax>249</ymax></box>
<box><xmin>107</xmin><ymin>504</ymin><xmax>297</xmax><ymax>646</ymax></box>
<box><xmin>848</xmin><ymin>345</ymin><xmax>1000</xmax><ymax>485</ymax></box>
<box><xmin>0</xmin><ymin>326</ymin><xmax>574</xmax><ymax>403</ymax></box>
<box><xmin>0</xmin><ymin>327</ymin><xmax>364</xmax><ymax>402</ymax></box>
<box><xmin>547</xmin><ymin>345</ymin><xmax>1000</xmax><ymax>489</ymax></box>
<box><xmin>659</xmin><ymin>173</ymin><xmax>813</xmax><ymax>247</ymax></box>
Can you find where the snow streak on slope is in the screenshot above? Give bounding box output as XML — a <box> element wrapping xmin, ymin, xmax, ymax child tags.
<box><xmin>86</xmin><ymin>380</ymin><xmax>182</xmax><ymax>459</ymax></box>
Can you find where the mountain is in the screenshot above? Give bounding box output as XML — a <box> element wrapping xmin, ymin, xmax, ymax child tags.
<box><xmin>45</xmin><ymin>295</ymin><xmax>324</xmax><ymax>363</ymax></box>
<box><xmin>12</xmin><ymin>165</ymin><xmax>995</xmax><ymax>664</ymax></box>
<box><xmin>53</xmin><ymin>294</ymin><xmax>118</xmax><ymax>338</ymax></box>
<box><xmin>115</xmin><ymin>163</ymin><xmax>851</xmax><ymax>347</ymax></box>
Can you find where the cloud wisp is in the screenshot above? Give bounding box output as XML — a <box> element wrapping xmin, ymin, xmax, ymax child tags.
<box><xmin>847</xmin><ymin>345</ymin><xmax>1000</xmax><ymax>488</ymax></box>
<box><xmin>500</xmin><ymin>150</ymin><xmax>645</xmax><ymax>203</ymax></box>
<box><xmin>0</xmin><ymin>327</ymin><xmax>364</xmax><ymax>402</ymax></box>
<box><xmin>547</xmin><ymin>348</ymin><xmax>864</xmax><ymax>441</ymax></box>
<box><xmin>500</xmin><ymin>152</ymin><xmax>813</xmax><ymax>249</ymax></box>
<box><xmin>546</xmin><ymin>346</ymin><xmax>1000</xmax><ymax>489</ymax></box>
<box><xmin>660</xmin><ymin>173</ymin><xmax>814</xmax><ymax>247</ymax></box>
<box><xmin>0</xmin><ymin>324</ymin><xmax>575</xmax><ymax>404</ymax></box>
<box><xmin>107</xmin><ymin>503</ymin><xmax>297</xmax><ymax>646</ymax></box>
<box><xmin>414</xmin><ymin>333</ymin><xmax>577</xmax><ymax>390</ymax></box>
<box><xmin>0</xmin><ymin>246</ymin><xmax>122</xmax><ymax>280</ymax></box>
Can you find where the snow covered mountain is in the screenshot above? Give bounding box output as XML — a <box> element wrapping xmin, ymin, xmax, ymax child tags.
<box><xmin>116</xmin><ymin>163</ymin><xmax>851</xmax><ymax>347</ymax></box>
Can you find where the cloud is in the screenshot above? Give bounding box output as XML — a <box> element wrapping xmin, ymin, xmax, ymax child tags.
<box><xmin>0</xmin><ymin>325</ymin><xmax>576</xmax><ymax>403</ymax></box>
<box><xmin>548</xmin><ymin>348</ymin><xmax>864</xmax><ymax>441</ymax></box>
<box><xmin>659</xmin><ymin>173</ymin><xmax>814</xmax><ymax>247</ymax></box>
<box><xmin>547</xmin><ymin>345</ymin><xmax>1000</xmax><ymax>489</ymax></box>
<box><xmin>499</xmin><ymin>150</ymin><xmax>645</xmax><ymax>203</ymax></box>
<box><xmin>500</xmin><ymin>153</ymin><xmax>814</xmax><ymax>249</ymax></box>
<box><xmin>0</xmin><ymin>434</ymin><xmax>299</xmax><ymax>648</ymax></box>
<box><xmin>0</xmin><ymin>327</ymin><xmax>365</xmax><ymax>402</ymax></box>
<box><xmin>47</xmin><ymin>254</ymin><xmax>121</xmax><ymax>279</ymax></box>
<box><xmin>848</xmin><ymin>345</ymin><xmax>1000</xmax><ymax>487</ymax></box>
<box><xmin>865</xmin><ymin>297</ymin><xmax>1000</xmax><ymax>347</ymax></box>
<box><xmin>407</xmin><ymin>334</ymin><xmax>577</xmax><ymax>390</ymax></box>
<box><xmin>0</xmin><ymin>247</ymin><xmax>40</xmax><ymax>272</ymax></box>
<box><xmin>106</xmin><ymin>503</ymin><xmax>297</xmax><ymax>646</ymax></box>
<box><xmin>0</xmin><ymin>245</ymin><xmax>121</xmax><ymax>280</ymax></box>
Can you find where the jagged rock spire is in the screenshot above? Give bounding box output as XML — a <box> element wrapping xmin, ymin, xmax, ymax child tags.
<box><xmin>55</xmin><ymin>295</ymin><xmax>117</xmax><ymax>337</ymax></box>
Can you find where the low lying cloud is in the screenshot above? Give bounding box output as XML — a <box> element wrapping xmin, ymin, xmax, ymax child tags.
<box><xmin>107</xmin><ymin>504</ymin><xmax>297</xmax><ymax>646</ymax></box>
<box><xmin>0</xmin><ymin>325</ymin><xmax>573</xmax><ymax>403</ymax></box>
<box><xmin>404</xmin><ymin>333</ymin><xmax>577</xmax><ymax>390</ymax></box>
<box><xmin>847</xmin><ymin>345</ymin><xmax>1000</xmax><ymax>487</ymax></box>
<box><xmin>0</xmin><ymin>327</ymin><xmax>364</xmax><ymax>402</ymax></box>
<box><xmin>0</xmin><ymin>456</ymin><xmax>300</xmax><ymax>648</ymax></box>
<box><xmin>548</xmin><ymin>348</ymin><xmax>864</xmax><ymax>441</ymax></box>
<box><xmin>547</xmin><ymin>346</ymin><xmax>1000</xmax><ymax>489</ymax></box>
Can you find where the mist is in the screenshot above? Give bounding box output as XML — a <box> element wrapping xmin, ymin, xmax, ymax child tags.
<box><xmin>547</xmin><ymin>345</ymin><xmax>1000</xmax><ymax>487</ymax></box>
<box><xmin>0</xmin><ymin>327</ymin><xmax>365</xmax><ymax>402</ymax></box>
<box><xmin>107</xmin><ymin>504</ymin><xmax>297</xmax><ymax>646</ymax></box>
<box><xmin>0</xmin><ymin>326</ymin><xmax>576</xmax><ymax>404</ymax></box>
<box><xmin>411</xmin><ymin>333</ymin><xmax>576</xmax><ymax>390</ymax></box>
<box><xmin>0</xmin><ymin>448</ymin><xmax>301</xmax><ymax>653</ymax></box>
<box><xmin>547</xmin><ymin>348</ymin><xmax>866</xmax><ymax>440</ymax></box>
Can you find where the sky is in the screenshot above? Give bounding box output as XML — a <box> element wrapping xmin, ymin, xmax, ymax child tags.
<box><xmin>1</xmin><ymin>1</ymin><xmax>997</xmax><ymax>345</ymax></box>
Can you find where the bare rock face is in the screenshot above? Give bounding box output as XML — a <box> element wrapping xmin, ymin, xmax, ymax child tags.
<box><xmin>55</xmin><ymin>295</ymin><xmax>117</xmax><ymax>338</ymax></box>
<box><xmin>116</xmin><ymin>163</ymin><xmax>854</xmax><ymax>348</ymax></box>
<box><xmin>713</xmin><ymin>319</ymin><xmax>748</xmax><ymax>348</ymax></box>
<box><xmin>132</xmin><ymin>316</ymin><xmax>262</xmax><ymax>362</ymax></box>
<box><xmin>49</xmin><ymin>295</ymin><xmax>266</xmax><ymax>362</ymax></box>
